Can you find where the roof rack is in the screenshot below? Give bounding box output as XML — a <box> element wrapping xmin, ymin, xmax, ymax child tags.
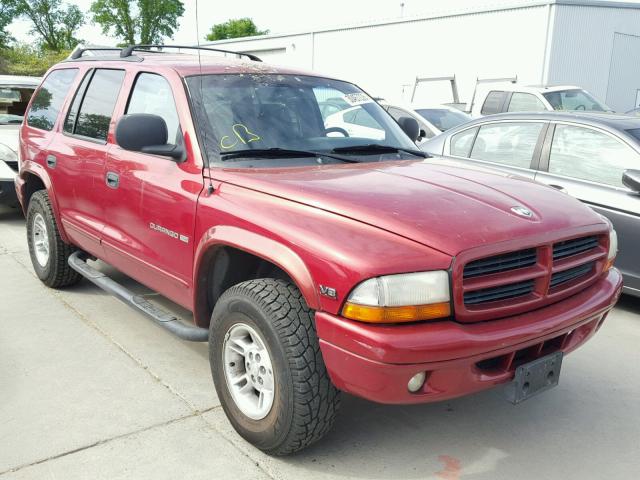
<box><xmin>69</xmin><ymin>47</ymin><xmax>123</xmax><ymax>60</ymax></box>
<box><xmin>119</xmin><ymin>45</ymin><xmax>262</xmax><ymax>62</ymax></box>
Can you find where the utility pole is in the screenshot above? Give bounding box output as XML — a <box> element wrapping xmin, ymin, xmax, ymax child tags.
<box><xmin>400</xmin><ymin>2</ymin><xmax>405</xmax><ymax>17</ymax></box>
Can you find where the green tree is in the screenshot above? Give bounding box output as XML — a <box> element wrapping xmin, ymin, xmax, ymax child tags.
<box><xmin>0</xmin><ymin>2</ymin><xmax>19</xmax><ymax>49</ymax></box>
<box><xmin>205</xmin><ymin>18</ymin><xmax>269</xmax><ymax>41</ymax></box>
<box><xmin>90</xmin><ymin>0</ymin><xmax>185</xmax><ymax>46</ymax></box>
<box><xmin>0</xmin><ymin>43</ymin><xmax>69</xmax><ymax>76</ymax></box>
<box><xmin>13</xmin><ymin>0</ymin><xmax>84</xmax><ymax>52</ymax></box>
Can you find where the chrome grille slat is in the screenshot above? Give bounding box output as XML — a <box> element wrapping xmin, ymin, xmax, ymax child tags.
<box><xmin>464</xmin><ymin>280</ymin><xmax>535</xmax><ymax>305</ymax></box>
<box><xmin>550</xmin><ymin>262</ymin><xmax>594</xmax><ymax>288</ymax></box>
<box><xmin>553</xmin><ymin>236</ymin><xmax>598</xmax><ymax>260</ymax></box>
<box><xmin>463</xmin><ymin>248</ymin><xmax>537</xmax><ymax>279</ymax></box>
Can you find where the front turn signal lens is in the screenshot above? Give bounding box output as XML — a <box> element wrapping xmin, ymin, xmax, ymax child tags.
<box><xmin>342</xmin><ymin>301</ymin><xmax>451</xmax><ymax>323</ymax></box>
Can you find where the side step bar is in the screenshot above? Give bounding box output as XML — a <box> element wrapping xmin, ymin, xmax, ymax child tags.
<box><xmin>68</xmin><ymin>251</ymin><xmax>209</xmax><ymax>342</ymax></box>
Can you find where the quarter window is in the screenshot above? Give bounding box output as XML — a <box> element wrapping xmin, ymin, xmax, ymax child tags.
<box><xmin>507</xmin><ymin>92</ymin><xmax>546</xmax><ymax>112</ymax></box>
<box><xmin>548</xmin><ymin>124</ymin><xmax>637</xmax><ymax>187</ymax></box>
<box><xmin>72</xmin><ymin>69</ymin><xmax>125</xmax><ymax>141</ymax></box>
<box><xmin>126</xmin><ymin>73</ymin><xmax>181</xmax><ymax>144</ymax></box>
<box><xmin>470</xmin><ymin>122</ymin><xmax>544</xmax><ymax>168</ymax></box>
<box><xmin>481</xmin><ymin>91</ymin><xmax>508</xmax><ymax>115</ymax></box>
<box><xmin>27</xmin><ymin>69</ymin><xmax>78</xmax><ymax>131</ymax></box>
<box><xmin>450</xmin><ymin>127</ymin><xmax>478</xmax><ymax>157</ymax></box>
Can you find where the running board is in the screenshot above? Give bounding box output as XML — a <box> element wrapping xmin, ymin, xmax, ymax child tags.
<box><xmin>68</xmin><ymin>251</ymin><xmax>209</xmax><ymax>342</ymax></box>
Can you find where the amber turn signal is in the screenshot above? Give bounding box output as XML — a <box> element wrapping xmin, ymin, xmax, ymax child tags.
<box><xmin>342</xmin><ymin>302</ymin><xmax>451</xmax><ymax>323</ymax></box>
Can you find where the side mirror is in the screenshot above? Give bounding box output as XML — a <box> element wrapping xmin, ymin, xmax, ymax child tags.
<box><xmin>115</xmin><ymin>113</ymin><xmax>184</xmax><ymax>161</ymax></box>
<box><xmin>622</xmin><ymin>169</ymin><xmax>640</xmax><ymax>193</ymax></box>
<box><xmin>397</xmin><ymin>116</ymin><xmax>420</xmax><ymax>142</ymax></box>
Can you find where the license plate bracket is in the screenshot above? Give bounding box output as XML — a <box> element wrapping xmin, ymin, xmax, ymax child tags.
<box><xmin>505</xmin><ymin>351</ymin><xmax>563</xmax><ymax>404</ymax></box>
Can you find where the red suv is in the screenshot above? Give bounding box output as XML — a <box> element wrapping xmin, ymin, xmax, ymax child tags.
<box><xmin>16</xmin><ymin>46</ymin><xmax>622</xmax><ymax>455</ymax></box>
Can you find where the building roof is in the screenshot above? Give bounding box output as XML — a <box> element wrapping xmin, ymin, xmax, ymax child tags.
<box><xmin>203</xmin><ymin>0</ymin><xmax>640</xmax><ymax>46</ymax></box>
<box><xmin>0</xmin><ymin>75</ymin><xmax>41</xmax><ymax>87</ymax></box>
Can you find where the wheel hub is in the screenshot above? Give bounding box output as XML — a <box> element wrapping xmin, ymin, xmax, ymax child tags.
<box><xmin>223</xmin><ymin>323</ymin><xmax>275</xmax><ymax>420</ymax></box>
<box><xmin>32</xmin><ymin>213</ymin><xmax>50</xmax><ymax>268</ymax></box>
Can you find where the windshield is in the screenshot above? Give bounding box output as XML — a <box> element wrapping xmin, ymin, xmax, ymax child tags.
<box><xmin>186</xmin><ymin>74</ymin><xmax>418</xmax><ymax>165</ymax></box>
<box><xmin>542</xmin><ymin>89</ymin><xmax>610</xmax><ymax>112</ymax></box>
<box><xmin>0</xmin><ymin>86</ymin><xmax>36</xmax><ymax>125</ymax></box>
<box><xmin>415</xmin><ymin>108</ymin><xmax>472</xmax><ymax>131</ymax></box>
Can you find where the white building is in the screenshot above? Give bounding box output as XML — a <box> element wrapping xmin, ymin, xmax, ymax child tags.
<box><xmin>203</xmin><ymin>0</ymin><xmax>640</xmax><ymax>112</ymax></box>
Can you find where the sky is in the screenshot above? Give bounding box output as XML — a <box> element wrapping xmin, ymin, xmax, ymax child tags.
<box><xmin>7</xmin><ymin>0</ymin><xmax>555</xmax><ymax>47</ymax></box>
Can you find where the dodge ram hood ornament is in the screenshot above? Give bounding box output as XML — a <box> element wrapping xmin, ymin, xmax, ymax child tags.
<box><xmin>511</xmin><ymin>206</ymin><xmax>533</xmax><ymax>218</ymax></box>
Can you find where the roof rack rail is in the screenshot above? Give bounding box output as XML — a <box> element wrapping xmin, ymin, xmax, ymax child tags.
<box><xmin>69</xmin><ymin>47</ymin><xmax>123</xmax><ymax>60</ymax></box>
<box><xmin>119</xmin><ymin>45</ymin><xmax>262</xmax><ymax>62</ymax></box>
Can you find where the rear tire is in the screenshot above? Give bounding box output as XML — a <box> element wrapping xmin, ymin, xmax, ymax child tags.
<box><xmin>26</xmin><ymin>190</ymin><xmax>81</xmax><ymax>288</ymax></box>
<box><xmin>209</xmin><ymin>278</ymin><xmax>340</xmax><ymax>455</ymax></box>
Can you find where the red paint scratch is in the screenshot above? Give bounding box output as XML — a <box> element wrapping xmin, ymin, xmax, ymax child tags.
<box><xmin>435</xmin><ymin>455</ymin><xmax>462</xmax><ymax>480</ymax></box>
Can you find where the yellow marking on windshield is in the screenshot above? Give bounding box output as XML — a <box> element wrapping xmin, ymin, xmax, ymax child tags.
<box><xmin>220</xmin><ymin>123</ymin><xmax>262</xmax><ymax>149</ymax></box>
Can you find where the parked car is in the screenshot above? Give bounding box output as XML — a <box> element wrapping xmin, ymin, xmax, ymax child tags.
<box><xmin>471</xmin><ymin>84</ymin><xmax>612</xmax><ymax>117</ymax></box>
<box><xmin>422</xmin><ymin>111</ymin><xmax>640</xmax><ymax>295</ymax></box>
<box><xmin>0</xmin><ymin>75</ymin><xmax>40</xmax><ymax>206</ymax></box>
<box><xmin>17</xmin><ymin>47</ymin><xmax>621</xmax><ymax>455</ymax></box>
<box><xmin>380</xmin><ymin>102</ymin><xmax>472</xmax><ymax>142</ymax></box>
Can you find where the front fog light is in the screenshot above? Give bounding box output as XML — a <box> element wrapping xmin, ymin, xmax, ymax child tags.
<box><xmin>408</xmin><ymin>372</ymin><xmax>426</xmax><ymax>393</ymax></box>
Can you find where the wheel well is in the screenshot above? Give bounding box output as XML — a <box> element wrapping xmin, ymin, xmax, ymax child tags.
<box><xmin>23</xmin><ymin>172</ymin><xmax>46</xmax><ymax>210</ymax></box>
<box><xmin>194</xmin><ymin>246</ymin><xmax>293</xmax><ymax>328</ymax></box>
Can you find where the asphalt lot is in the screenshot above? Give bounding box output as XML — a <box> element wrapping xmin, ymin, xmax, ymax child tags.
<box><xmin>1</xmin><ymin>204</ymin><xmax>639</xmax><ymax>479</ymax></box>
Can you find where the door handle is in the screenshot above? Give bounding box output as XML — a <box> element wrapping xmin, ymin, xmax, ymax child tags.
<box><xmin>46</xmin><ymin>155</ymin><xmax>56</xmax><ymax>169</ymax></box>
<box><xmin>105</xmin><ymin>171</ymin><xmax>119</xmax><ymax>189</ymax></box>
<box><xmin>548</xmin><ymin>184</ymin><xmax>568</xmax><ymax>194</ymax></box>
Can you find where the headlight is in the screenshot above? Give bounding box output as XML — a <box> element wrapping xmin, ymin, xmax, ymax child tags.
<box><xmin>342</xmin><ymin>271</ymin><xmax>451</xmax><ymax>323</ymax></box>
<box><xmin>0</xmin><ymin>143</ymin><xmax>17</xmax><ymax>163</ymax></box>
<box><xmin>606</xmin><ymin>226</ymin><xmax>617</xmax><ymax>270</ymax></box>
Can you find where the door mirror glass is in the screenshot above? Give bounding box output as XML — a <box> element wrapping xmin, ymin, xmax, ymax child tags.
<box><xmin>622</xmin><ymin>169</ymin><xmax>640</xmax><ymax>192</ymax></box>
<box><xmin>115</xmin><ymin>113</ymin><xmax>184</xmax><ymax>161</ymax></box>
<box><xmin>397</xmin><ymin>116</ymin><xmax>420</xmax><ymax>141</ymax></box>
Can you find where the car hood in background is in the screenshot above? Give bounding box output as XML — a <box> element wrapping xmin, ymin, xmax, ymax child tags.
<box><xmin>0</xmin><ymin>125</ymin><xmax>20</xmax><ymax>152</ymax></box>
<box><xmin>217</xmin><ymin>159</ymin><xmax>604</xmax><ymax>256</ymax></box>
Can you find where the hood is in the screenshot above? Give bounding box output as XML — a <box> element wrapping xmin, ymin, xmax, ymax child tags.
<box><xmin>217</xmin><ymin>159</ymin><xmax>604</xmax><ymax>256</ymax></box>
<box><xmin>0</xmin><ymin>125</ymin><xmax>20</xmax><ymax>152</ymax></box>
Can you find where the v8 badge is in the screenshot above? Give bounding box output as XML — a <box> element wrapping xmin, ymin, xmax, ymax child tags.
<box><xmin>319</xmin><ymin>285</ymin><xmax>338</xmax><ymax>300</ymax></box>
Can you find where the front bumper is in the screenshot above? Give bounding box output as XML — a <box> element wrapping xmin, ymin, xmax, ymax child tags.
<box><xmin>316</xmin><ymin>268</ymin><xmax>622</xmax><ymax>404</ymax></box>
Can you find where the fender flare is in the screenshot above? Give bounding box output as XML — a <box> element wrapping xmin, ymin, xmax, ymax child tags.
<box><xmin>19</xmin><ymin>163</ymin><xmax>70</xmax><ymax>243</ymax></box>
<box><xmin>192</xmin><ymin>225</ymin><xmax>320</xmax><ymax>327</ymax></box>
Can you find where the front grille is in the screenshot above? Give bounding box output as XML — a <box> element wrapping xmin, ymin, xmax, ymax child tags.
<box><xmin>553</xmin><ymin>236</ymin><xmax>598</xmax><ymax>260</ymax></box>
<box><xmin>457</xmin><ymin>234</ymin><xmax>607</xmax><ymax>321</ymax></box>
<box><xmin>463</xmin><ymin>248</ymin><xmax>537</xmax><ymax>279</ymax></box>
<box><xmin>550</xmin><ymin>262</ymin><xmax>594</xmax><ymax>288</ymax></box>
<box><xmin>4</xmin><ymin>160</ymin><xmax>18</xmax><ymax>172</ymax></box>
<box><xmin>464</xmin><ymin>279</ymin><xmax>535</xmax><ymax>305</ymax></box>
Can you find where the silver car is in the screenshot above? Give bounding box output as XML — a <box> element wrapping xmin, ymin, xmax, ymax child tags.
<box><xmin>422</xmin><ymin>111</ymin><xmax>640</xmax><ymax>296</ymax></box>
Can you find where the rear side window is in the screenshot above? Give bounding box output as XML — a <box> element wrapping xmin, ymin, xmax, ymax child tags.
<box><xmin>27</xmin><ymin>69</ymin><xmax>78</xmax><ymax>131</ymax></box>
<box><xmin>126</xmin><ymin>73</ymin><xmax>181</xmax><ymax>144</ymax></box>
<box><xmin>507</xmin><ymin>92</ymin><xmax>546</xmax><ymax>112</ymax></box>
<box><xmin>470</xmin><ymin>122</ymin><xmax>544</xmax><ymax>168</ymax></box>
<box><xmin>70</xmin><ymin>69</ymin><xmax>125</xmax><ymax>141</ymax></box>
<box><xmin>450</xmin><ymin>127</ymin><xmax>478</xmax><ymax>157</ymax></box>
<box><xmin>481</xmin><ymin>91</ymin><xmax>508</xmax><ymax>115</ymax></box>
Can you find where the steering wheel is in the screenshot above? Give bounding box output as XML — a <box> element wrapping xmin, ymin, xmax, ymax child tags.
<box><xmin>575</xmin><ymin>104</ymin><xmax>586</xmax><ymax>111</ymax></box>
<box><xmin>324</xmin><ymin>127</ymin><xmax>349</xmax><ymax>137</ymax></box>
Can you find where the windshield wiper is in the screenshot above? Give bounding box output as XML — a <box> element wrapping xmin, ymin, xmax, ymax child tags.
<box><xmin>219</xmin><ymin>148</ymin><xmax>359</xmax><ymax>163</ymax></box>
<box><xmin>331</xmin><ymin>144</ymin><xmax>428</xmax><ymax>158</ymax></box>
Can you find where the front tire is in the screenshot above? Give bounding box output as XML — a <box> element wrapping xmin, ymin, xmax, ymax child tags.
<box><xmin>26</xmin><ymin>190</ymin><xmax>81</xmax><ymax>288</ymax></box>
<box><xmin>209</xmin><ymin>279</ymin><xmax>340</xmax><ymax>455</ymax></box>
